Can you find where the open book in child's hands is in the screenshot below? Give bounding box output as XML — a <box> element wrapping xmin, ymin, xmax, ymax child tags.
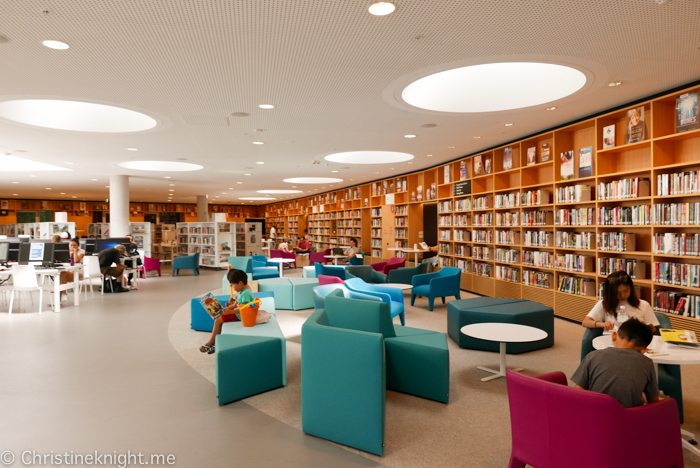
<box><xmin>419</xmin><ymin>242</ymin><xmax>429</xmax><ymax>250</ymax></box>
<box><xmin>199</xmin><ymin>293</ymin><xmax>225</xmax><ymax>319</ymax></box>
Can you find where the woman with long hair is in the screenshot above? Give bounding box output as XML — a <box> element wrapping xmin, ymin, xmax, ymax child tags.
<box><xmin>582</xmin><ymin>270</ymin><xmax>659</xmax><ymax>333</ymax></box>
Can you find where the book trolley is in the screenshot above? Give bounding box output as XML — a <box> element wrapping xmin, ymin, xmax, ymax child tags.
<box><xmin>264</xmin><ymin>83</ymin><xmax>700</xmax><ymax>333</ymax></box>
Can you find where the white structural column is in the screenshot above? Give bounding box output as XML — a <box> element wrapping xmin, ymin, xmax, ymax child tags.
<box><xmin>197</xmin><ymin>195</ymin><xmax>208</xmax><ymax>222</ymax></box>
<box><xmin>109</xmin><ymin>175</ymin><xmax>130</xmax><ymax>237</ymax></box>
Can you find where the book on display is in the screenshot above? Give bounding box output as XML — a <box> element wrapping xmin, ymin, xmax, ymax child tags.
<box><xmin>444</xmin><ymin>165</ymin><xmax>450</xmax><ymax>184</ymax></box>
<box><xmin>603</xmin><ymin>124</ymin><xmax>616</xmax><ymax>149</ymax></box>
<box><xmin>474</xmin><ymin>156</ymin><xmax>483</xmax><ymax>176</ymax></box>
<box><xmin>459</xmin><ymin>160</ymin><xmax>468</xmax><ymax>180</ymax></box>
<box><xmin>526</xmin><ymin>147</ymin><xmax>536</xmax><ymax>166</ymax></box>
<box><xmin>484</xmin><ymin>157</ymin><xmax>492</xmax><ymax>175</ymax></box>
<box><xmin>578</xmin><ymin>146</ymin><xmax>593</xmax><ymax>178</ymax></box>
<box><xmin>626</xmin><ymin>106</ymin><xmax>645</xmax><ymax>143</ymax></box>
<box><xmin>560</xmin><ymin>150</ymin><xmax>574</xmax><ymax>180</ymax></box>
<box><xmin>676</xmin><ymin>91</ymin><xmax>699</xmax><ymax>133</ymax></box>
<box><xmin>660</xmin><ymin>329</ymin><xmax>700</xmax><ymax>348</ymax></box>
<box><xmin>503</xmin><ymin>146</ymin><xmax>513</xmax><ymax>171</ymax></box>
<box><xmin>541</xmin><ymin>143</ymin><xmax>551</xmax><ymax>162</ymax></box>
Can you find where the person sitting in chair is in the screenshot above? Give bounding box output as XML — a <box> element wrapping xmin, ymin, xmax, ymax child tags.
<box><xmin>294</xmin><ymin>236</ymin><xmax>311</xmax><ymax>253</ymax></box>
<box><xmin>98</xmin><ymin>244</ymin><xmax>129</xmax><ymax>293</ymax></box>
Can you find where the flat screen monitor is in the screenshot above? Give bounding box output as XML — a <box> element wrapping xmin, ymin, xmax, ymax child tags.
<box><xmin>53</xmin><ymin>242</ymin><xmax>70</xmax><ymax>263</ymax></box>
<box><xmin>80</xmin><ymin>238</ymin><xmax>96</xmax><ymax>254</ymax></box>
<box><xmin>94</xmin><ymin>237</ymin><xmax>130</xmax><ymax>253</ymax></box>
<box><xmin>18</xmin><ymin>243</ymin><xmax>30</xmax><ymax>265</ymax></box>
<box><xmin>0</xmin><ymin>242</ymin><xmax>8</xmax><ymax>264</ymax></box>
<box><xmin>8</xmin><ymin>242</ymin><xmax>19</xmax><ymax>262</ymax></box>
<box><xmin>29</xmin><ymin>242</ymin><xmax>45</xmax><ymax>262</ymax></box>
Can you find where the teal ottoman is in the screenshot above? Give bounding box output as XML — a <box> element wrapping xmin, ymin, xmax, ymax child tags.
<box><xmin>288</xmin><ymin>277</ymin><xmax>318</xmax><ymax>310</ymax></box>
<box><xmin>258</xmin><ymin>278</ymin><xmax>294</xmax><ymax>309</ymax></box>
<box><xmin>302</xmin><ymin>266</ymin><xmax>316</xmax><ymax>278</ymax></box>
<box><xmin>447</xmin><ymin>298</ymin><xmax>554</xmax><ymax>354</ymax></box>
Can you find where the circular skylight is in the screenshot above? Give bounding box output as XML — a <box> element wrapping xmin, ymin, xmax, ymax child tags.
<box><xmin>401</xmin><ymin>62</ymin><xmax>587</xmax><ymax>113</ymax></box>
<box><xmin>257</xmin><ymin>190</ymin><xmax>303</xmax><ymax>194</ymax></box>
<box><xmin>324</xmin><ymin>151</ymin><xmax>414</xmax><ymax>165</ymax></box>
<box><xmin>118</xmin><ymin>161</ymin><xmax>203</xmax><ymax>172</ymax></box>
<box><xmin>0</xmin><ymin>100</ymin><xmax>158</xmax><ymax>132</ymax></box>
<box><xmin>283</xmin><ymin>177</ymin><xmax>344</xmax><ymax>184</ymax></box>
<box><xmin>239</xmin><ymin>197</ymin><xmax>277</xmax><ymax>200</ymax></box>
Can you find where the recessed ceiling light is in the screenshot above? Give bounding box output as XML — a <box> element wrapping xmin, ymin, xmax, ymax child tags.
<box><xmin>505</xmin><ymin>123</ymin><xmax>513</xmax><ymax>127</ymax></box>
<box><xmin>13</xmin><ymin>194</ymin><xmax>18</xmax><ymax>196</ymax></box>
<box><xmin>368</xmin><ymin>2</ymin><xmax>396</xmax><ymax>16</ymax></box>
<box><xmin>253</xmin><ymin>142</ymin><xmax>264</xmax><ymax>145</ymax></box>
<box><xmin>474</xmin><ymin>136</ymin><xmax>481</xmax><ymax>139</ymax></box>
<box><xmin>427</xmin><ymin>154</ymin><xmax>433</xmax><ymax>157</ymax></box>
<box><xmin>42</xmin><ymin>40</ymin><xmax>69</xmax><ymax>50</ymax></box>
<box><xmin>404</xmin><ymin>134</ymin><xmax>416</xmax><ymax>138</ymax></box>
<box><xmin>402</xmin><ymin>62</ymin><xmax>586</xmax><ymax>113</ymax></box>
<box><xmin>215</xmin><ymin>196</ymin><xmax>220</xmax><ymax>198</ymax></box>
<box><xmin>237</xmin><ymin>182</ymin><xmax>243</xmax><ymax>184</ymax></box>
<box><xmin>64</xmin><ymin>161</ymin><xmax>74</xmax><ymax>165</ymax></box>
<box><xmin>608</xmin><ymin>81</ymin><xmax>622</xmax><ymax>87</ymax></box>
<box><xmin>12</xmin><ymin>182</ymin><xmax>18</xmax><ymax>184</ymax></box>
<box><xmin>91</xmin><ymin>179</ymin><xmax>97</xmax><ymax>181</ymax></box>
<box><xmin>325</xmin><ymin>151</ymin><xmax>413</xmax><ymax>164</ymax></box>
<box><xmin>259</xmin><ymin>104</ymin><xmax>275</xmax><ymax>109</ymax></box>
<box><xmin>60</xmin><ymin>192</ymin><xmax>65</xmax><ymax>195</ymax></box>
<box><xmin>29</xmin><ymin>174</ymin><xmax>36</xmax><ymax>177</ymax></box>
<box><xmin>408</xmin><ymin>162</ymin><xmax>413</xmax><ymax>164</ymax></box>
<box><xmin>256</xmin><ymin>161</ymin><xmax>265</xmax><ymax>164</ymax></box>
<box><xmin>257</xmin><ymin>190</ymin><xmax>303</xmax><ymax>194</ymax></box>
<box><xmin>118</xmin><ymin>161</ymin><xmax>203</xmax><ymax>172</ymax></box>
<box><xmin>127</xmin><ymin>148</ymin><xmax>138</xmax><ymax>151</ymax></box>
<box><xmin>228</xmin><ymin>187</ymin><xmax>234</xmax><ymax>190</ymax></box>
<box><xmin>0</xmin><ymin>154</ymin><xmax>70</xmax><ymax>172</ymax></box>
<box><xmin>546</xmin><ymin>106</ymin><xmax>556</xmax><ymax>111</ymax></box>
<box><xmin>72</xmin><ymin>196</ymin><xmax>76</xmax><ymax>198</ymax></box>
<box><xmin>46</xmin><ymin>188</ymin><xmax>51</xmax><ymax>190</ymax></box>
<box><xmin>244</xmin><ymin>173</ymin><xmax>251</xmax><ymax>176</ymax></box>
<box><xmin>283</xmin><ymin>177</ymin><xmax>344</xmax><ymax>184</ymax></box>
<box><xmin>164</xmin><ymin>176</ymin><xmax>171</xmax><ymax>179</ymax></box>
<box><xmin>0</xmin><ymin>100</ymin><xmax>157</xmax><ymax>132</ymax></box>
<box><xmin>169</xmin><ymin>184</ymin><xmax>175</xmax><ymax>186</ymax></box>
<box><xmin>239</xmin><ymin>197</ymin><xmax>277</xmax><ymax>200</ymax></box>
<box><xmin>105</xmin><ymin>186</ymin><xmax>109</xmax><ymax>188</ymax></box>
<box><xmin>169</xmin><ymin>189</ymin><xmax>174</xmax><ymax>192</ymax></box>
<box><xmin>331</xmin><ymin>170</ymin><xmax>339</xmax><ymax>173</ymax></box>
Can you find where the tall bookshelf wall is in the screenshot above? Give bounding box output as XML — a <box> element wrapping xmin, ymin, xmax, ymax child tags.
<box><xmin>264</xmin><ymin>83</ymin><xmax>700</xmax><ymax>333</ymax></box>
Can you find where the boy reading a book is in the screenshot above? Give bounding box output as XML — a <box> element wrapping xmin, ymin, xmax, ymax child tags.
<box><xmin>199</xmin><ymin>269</ymin><xmax>256</xmax><ymax>354</ymax></box>
<box><xmin>572</xmin><ymin>318</ymin><xmax>660</xmax><ymax>408</ymax></box>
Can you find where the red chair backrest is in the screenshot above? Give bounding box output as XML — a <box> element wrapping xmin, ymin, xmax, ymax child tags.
<box><xmin>319</xmin><ymin>275</ymin><xmax>344</xmax><ymax>285</ymax></box>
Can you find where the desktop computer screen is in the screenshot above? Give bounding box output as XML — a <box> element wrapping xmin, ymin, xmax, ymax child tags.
<box><xmin>19</xmin><ymin>242</ymin><xmax>55</xmax><ymax>266</ymax></box>
<box><xmin>94</xmin><ymin>238</ymin><xmax>130</xmax><ymax>253</ymax></box>
<box><xmin>53</xmin><ymin>242</ymin><xmax>71</xmax><ymax>263</ymax></box>
<box><xmin>80</xmin><ymin>238</ymin><xmax>96</xmax><ymax>254</ymax></box>
<box><xmin>29</xmin><ymin>242</ymin><xmax>45</xmax><ymax>262</ymax></box>
<box><xmin>8</xmin><ymin>242</ymin><xmax>20</xmax><ymax>262</ymax></box>
<box><xmin>0</xmin><ymin>242</ymin><xmax>8</xmax><ymax>264</ymax></box>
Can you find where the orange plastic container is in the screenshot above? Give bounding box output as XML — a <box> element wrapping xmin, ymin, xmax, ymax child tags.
<box><xmin>240</xmin><ymin>307</ymin><xmax>258</xmax><ymax>327</ymax></box>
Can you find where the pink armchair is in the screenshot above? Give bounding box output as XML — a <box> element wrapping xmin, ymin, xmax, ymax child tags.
<box><xmin>142</xmin><ymin>256</ymin><xmax>162</xmax><ymax>278</ymax></box>
<box><xmin>370</xmin><ymin>257</ymin><xmax>405</xmax><ymax>275</ymax></box>
<box><xmin>281</xmin><ymin>251</ymin><xmax>296</xmax><ymax>268</ymax></box>
<box><xmin>309</xmin><ymin>249</ymin><xmax>331</xmax><ymax>265</ymax></box>
<box><xmin>506</xmin><ymin>370</ymin><xmax>683</xmax><ymax>468</ymax></box>
<box><xmin>318</xmin><ymin>275</ymin><xmax>344</xmax><ymax>285</ymax></box>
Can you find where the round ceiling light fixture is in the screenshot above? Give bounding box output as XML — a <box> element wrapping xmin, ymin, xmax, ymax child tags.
<box><xmin>324</xmin><ymin>151</ymin><xmax>413</xmax><ymax>165</ymax></box>
<box><xmin>368</xmin><ymin>2</ymin><xmax>396</xmax><ymax>16</ymax></box>
<box><xmin>118</xmin><ymin>161</ymin><xmax>203</xmax><ymax>172</ymax></box>
<box><xmin>283</xmin><ymin>177</ymin><xmax>344</xmax><ymax>184</ymax></box>
<box><xmin>257</xmin><ymin>190</ymin><xmax>303</xmax><ymax>194</ymax></box>
<box><xmin>239</xmin><ymin>197</ymin><xmax>277</xmax><ymax>200</ymax></box>
<box><xmin>401</xmin><ymin>62</ymin><xmax>587</xmax><ymax>113</ymax></box>
<box><xmin>42</xmin><ymin>40</ymin><xmax>69</xmax><ymax>50</ymax></box>
<box><xmin>259</xmin><ymin>104</ymin><xmax>275</xmax><ymax>109</ymax></box>
<box><xmin>0</xmin><ymin>100</ymin><xmax>158</xmax><ymax>132</ymax></box>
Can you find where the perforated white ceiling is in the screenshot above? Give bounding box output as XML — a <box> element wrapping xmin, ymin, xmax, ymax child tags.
<box><xmin>0</xmin><ymin>0</ymin><xmax>699</xmax><ymax>203</ymax></box>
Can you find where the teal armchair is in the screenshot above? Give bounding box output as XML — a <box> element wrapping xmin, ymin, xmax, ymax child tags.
<box><xmin>348</xmin><ymin>252</ymin><xmax>366</xmax><ymax>266</ymax></box>
<box><xmin>345</xmin><ymin>277</ymin><xmax>405</xmax><ymax>325</ymax></box>
<box><xmin>172</xmin><ymin>253</ymin><xmax>200</xmax><ymax>276</ymax></box>
<box><xmin>302</xmin><ymin>290</ymin><xmax>449</xmax><ymax>456</ymax></box>
<box><xmin>314</xmin><ymin>263</ymin><xmax>356</xmax><ymax>281</ymax></box>
<box><xmin>388</xmin><ymin>262</ymin><xmax>429</xmax><ymax>285</ymax></box>
<box><xmin>410</xmin><ymin>266</ymin><xmax>462</xmax><ymax>311</ymax></box>
<box><xmin>229</xmin><ymin>255</ymin><xmax>280</xmax><ymax>280</ymax></box>
<box><xmin>346</xmin><ymin>265</ymin><xmax>387</xmax><ymax>284</ymax></box>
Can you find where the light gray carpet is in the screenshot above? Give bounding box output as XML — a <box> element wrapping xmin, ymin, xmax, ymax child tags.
<box><xmin>169</xmin><ymin>269</ymin><xmax>700</xmax><ymax>468</ymax></box>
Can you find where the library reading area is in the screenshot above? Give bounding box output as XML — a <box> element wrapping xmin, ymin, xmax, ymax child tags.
<box><xmin>2</xmin><ymin>2</ymin><xmax>700</xmax><ymax>467</ymax></box>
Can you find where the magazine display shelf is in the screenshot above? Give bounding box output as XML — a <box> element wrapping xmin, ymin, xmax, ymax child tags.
<box><xmin>88</xmin><ymin>223</ymin><xmax>110</xmax><ymax>239</ymax></box>
<box><xmin>175</xmin><ymin>222</ymin><xmax>237</xmax><ymax>268</ymax></box>
<box><xmin>129</xmin><ymin>222</ymin><xmax>152</xmax><ymax>257</ymax></box>
<box><xmin>263</xmin><ymin>83</ymin><xmax>700</xmax><ymax>333</ymax></box>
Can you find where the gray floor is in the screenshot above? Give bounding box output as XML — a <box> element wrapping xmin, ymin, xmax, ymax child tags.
<box><xmin>0</xmin><ymin>268</ymin><xmax>378</xmax><ymax>468</ymax></box>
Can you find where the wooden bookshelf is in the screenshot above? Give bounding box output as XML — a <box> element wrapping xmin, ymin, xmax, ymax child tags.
<box><xmin>263</xmin><ymin>82</ymin><xmax>700</xmax><ymax>333</ymax></box>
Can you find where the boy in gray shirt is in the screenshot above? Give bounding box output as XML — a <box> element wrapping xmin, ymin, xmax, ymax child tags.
<box><xmin>572</xmin><ymin>318</ymin><xmax>660</xmax><ymax>408</ymax></box>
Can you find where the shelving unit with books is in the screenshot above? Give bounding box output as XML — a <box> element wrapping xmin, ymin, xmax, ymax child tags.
<box><xmin>129</xmin><ymin>222</ymin><xmax>152</xmax><ymax>257</ymax></box>
<box><xmin>262</xmin><ymin>83</ymin><xmax>700</xmax><ymax>333</ymax></box>
<box><xmin>88</xmin><ymin>223</ymin><xmax>110</xmax><ymax>239</ymax></box>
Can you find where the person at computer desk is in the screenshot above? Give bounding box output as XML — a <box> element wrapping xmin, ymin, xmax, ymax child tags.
<box><xmin>98</xmin><ymin>244</ymin><xmax>129</xmax><ymax>293</ymax></box>
<box><xmin>338</xmin><ymin>237</ymin><xmax>360</xmax><ymax>264</ymax></box>
<box><xmin>58</xmin><ymin>238</ymin><xmax>84</xmax><ymax>302</ymax></box>
<box><xmin>125</xmin><ymin>235</ymin><xmax>142</xmax><ymax>289</ymax></box>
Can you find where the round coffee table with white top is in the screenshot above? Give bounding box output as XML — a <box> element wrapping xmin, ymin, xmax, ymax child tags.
<box><xmin>265</xmin><ymin>258</ymin><xmax>295</xmax><ymax>277</ymax></box>
<box><xmin>382</xmin><ymin>283</ymin><xmax>412</xmax><ymax>290</ymax></box>
<box><xmin>461</xmin><ymin>323</ymin><xmax>548</xmax><ymax>382</ymax></box>
<box><xmin>324</xmin><ymin>255</ymin><xmax>346</xmax><ymax>265</ymax></box>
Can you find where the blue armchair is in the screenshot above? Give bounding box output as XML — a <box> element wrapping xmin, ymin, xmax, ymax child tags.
<box><xmin>346</xmin><ymin>265</ymin><xmax>387</xmax><ymax>284</ymax></box>
<box><xmin>410</xmin><ymin>267</ymin><xmax>462</xmax><ymax>311</ymax></box>
<box><xmin>302</xmin><ymin>290</ymin><xmax>449</xmax><ymax>455</ymax></box>
<box><xmin>388</xmin><ymin>262</ymin><xmax>429</xmax><ymax>285</ymax></box>
<box><xmin>229</xmin><ymin>255</ymin><xmax>280</xmax><ymax>280</ymax></box>
<box><xmin>345</xmin><ymin>277</ymin><xmax>405</xmax><ymax>325</ymax></box>
<box><xmin>314</xmin><ymin>263</ymin><xmax>356</xmax><ymax>281</ymax></box>
<box><xmin>172</xmin><ymin>253</ymin><xmax>200</xmax><ymax>276</ymax></box>
<box><xmin>580</xmin><ymin>312</ymin><xmax>683</xmax><ymax>423</ymax></box>
<box><xmin>348</xmin><ymin>252</ymin><xmax>366</xmax><ymax>266</ymax></box>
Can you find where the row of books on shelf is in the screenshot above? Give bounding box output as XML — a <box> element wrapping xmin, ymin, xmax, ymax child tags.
<box><xmin>523</xmin><ymin>251</ymin><xmax>553</xmax><ymax>269</ymax></box>
<box><xmin>495</xmin><ymin>193</ymin><xmax>519</xmax><ymax>208</ymax></box>
<box><xmin>654</xmin><ymin>291</ymin><xmax>700</xmax><ymax>318</ymax></box>
<box><xmin>555</xmin><ymin>208</ymin><xmax>595</xmax><ymax>226</ymax></box>
<box><xmin>599</xmin><ymin>258</ymin><xmax>645</xmax><ymax>279</ymax></box>
<box><xmin>653</xmin><ymin>233</ymin><xmax>699</xmax><ymax>256</ymax></box>
<box><xmin>521</xmin><ymin>190</ymin><xmax>551</xmax><ymax>206</ymax></box>
<box><xmin>496</xmin><ymin>265</ymin><xmax>519</xmax><ymax>283</ymax></box>
<box><xmin>495</xmin><ymin>248</ymin><xmax>518</xmax><ymax>263</ymax></box>
<box><xmin>556</xmin><ymin>185</ymin><xmax>591</xmax><ymax>204</ymax></box>
<box><xmin>658</xmin><ymin>171</ymin><xmax>700</xmax><ymax>197</ymax></box>
<box><xmin>598</xmin><ymin>178</ymin><xmax>650</xmax><ymax>201</ymax></box>
<box><xmin>654</xmin><ymin>262</ymin><xmax>700</xmax><ymax>288</ymax></box>
<box><xmin>598</xmin><ymin>205</ymin><xmax>651</xmax><ymax>226</ymax></box>
<box><xmin>653</xmin><ymin>202</ymin><xmax>700</xmax><ymax>225</ymax></box>
<box><xmin>555</xmin><ymin>254</ymin><xmax>593</xmax><ymax>273</ymax></box>
<box><xmin>473</xmin><ymin>246</ymin><xmax>490</xmax><ymax>260</ymax></box>
<box><xmin>496</xmin><ymin>212</ymin><xmax>518</xmax><ymax>227</ymax></box>
<box><xmin>555</xmin><ymin>231</ymin><xmax>592</xmax><ymax>249</ymax></box>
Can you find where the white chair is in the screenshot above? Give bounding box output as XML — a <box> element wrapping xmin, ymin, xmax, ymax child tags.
<box><xmin>81</xmin><ymin>256</ymin><xmax>104</xmax><ymax>298</ymax></box>
<box><xmin>9</xmin><ymin>265</ymin><xmax>43</xmax><ymax>315</ymax></box>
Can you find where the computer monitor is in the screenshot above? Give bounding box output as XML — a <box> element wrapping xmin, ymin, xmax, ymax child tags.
<box><xmin>8</xmin><ymin>242</ymin><xmax>19</xmax><ymax>262</ymax></box>
<box><xmin>80</xmin><ymin>238</ymin><xmax>96</xmax><ymax>255</ymax></box>
<box><xmin>18</xmin><ymin>242</ymin><xmax>30</xmax><ymax>265</ymax></box>
<box><xmin>53</xmin><ymin>242</ymin><xmax>71</xmax><ymax>263</ymax></box>
<box><xmin>0</xmin><ymin>242</ymin><xmax>8</xmax><ymax>265</ymax></box>
<box><xmin>19</xmin><ymin>241</ymin><xmax>55</xmax><ymax>266</ymax></box>
<box><xmin>94</xmin><ymin>237</ymin><xmax>131</xmax><ymax>253</ymax></box>
<box><xmin>18</xmin><ymin>235</ymin><xmax>30</xmax><ymax>243</ymax></box>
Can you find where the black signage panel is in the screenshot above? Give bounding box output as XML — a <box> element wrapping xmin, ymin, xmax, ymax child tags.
<box><xmin>453</xmin><ymin>180</ymin><xmax>471</xmax><ymax>197</ymax></box>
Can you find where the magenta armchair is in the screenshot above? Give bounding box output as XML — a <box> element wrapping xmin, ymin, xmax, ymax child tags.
<box><xmin>309</xmin><ymin>249</ymin><xmax>331</xmax><ymax>265</ymax></box>
<box><xmin>281</xmin><ymin>251</ymin><xmax>297</xmax><ymax>268</ymax></box>
<box><xmin>506</xmin><ymin>370</ymin><xmax>683</xmax><ymax>468</ymax></box>
<box><xmin>143</xmin><ymin>256</ymin><xmax>162</xmax><ymax>277</ymax></box>
<box><xmin>318</xmin><ymin>275</ymin><xmax>344</xmax><ymax>285</ymax></box>
<box><xmin>370</xmin><ymin>257</ymin><xmax>405</xmax><ymax>275</ymax></box>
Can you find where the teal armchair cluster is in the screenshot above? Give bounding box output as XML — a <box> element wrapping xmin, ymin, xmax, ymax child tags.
<box><xmin>387</xmin><ymin>262</ymin><xmax>429</xmax><ymax>285</ymax></box>
<box><xmin>411</xmin><ymin>266</ymin><xmax>462</xmax><ymax>311</ymax></box>
<box><xmin>172</xmin><ymin>253</ymin><xmax>200</xmax><ymax>276</ymax></box>
<box><xmin>228</xmin><ymin>256</ymin><xmax>280</xmax><ymax>280</ymax></box>
<box><xmin>346</xmin><ymin>265</ymin><xmax>387</xmax><ymax>283</ymax></box>
<box><xmin>314</xmin><ymin>263</ymin><xmax>356</xmax><ymax>281</ymax></box>
<box><xmin>302</xmin><ymin>290</ymin><xmax>449</xmax><ymax>456</ymax></box>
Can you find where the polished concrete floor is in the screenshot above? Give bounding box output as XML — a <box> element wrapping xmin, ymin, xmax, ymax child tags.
<box><xmin>0</xmin><ymin>268</ymin><xmax>379</xmax><ymax>468</ymax></box>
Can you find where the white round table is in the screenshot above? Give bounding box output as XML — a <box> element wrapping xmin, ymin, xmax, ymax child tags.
<box><xmin>324</xmin><ymin>255</ymin><xmax>346</xmax><ymax>265</ymax></box>
<box><xmin>593</xmin><ymin>334</ymin><xmax>700</xmax><ymax>455</ymax></box>
<box><xmin>266</xmin><ymin>258</ymin><xmax>295</xmax><ymax>277</ymax></box>
<box><xmin>382</xmin><ymin>283</ymin><xmax>412</xmax><ymax>290</ymax></box>
<box><xmin>461</xmin><ymin>323</ymin><xmax>548</xmax><ymax>382</ymax></box>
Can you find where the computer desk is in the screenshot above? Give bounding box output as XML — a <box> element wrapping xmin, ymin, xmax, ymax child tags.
<box><xmin>0</xmin><ymin>263</ymin><xmax>84</xmax><ymax>313</ymax></box>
